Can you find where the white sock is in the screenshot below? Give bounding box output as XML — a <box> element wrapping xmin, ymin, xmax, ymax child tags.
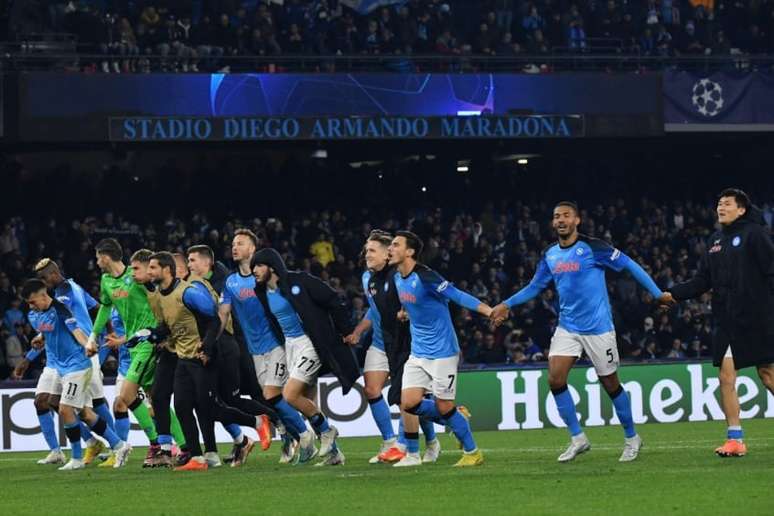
<box><xmin>233</xmin><ymin>432</ymin><xmax>244</xmax><ymax>445</ymax></box>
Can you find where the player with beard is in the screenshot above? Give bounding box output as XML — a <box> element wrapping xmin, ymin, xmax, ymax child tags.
<box><xmin>491</xmin><ymin>202</ymin><xmax>672</xmax><ymax>463</ymax></box>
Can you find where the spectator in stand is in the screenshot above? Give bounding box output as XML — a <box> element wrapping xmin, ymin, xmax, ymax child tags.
<box><xmin>192</xmin><ymin>15</ymin><xmax>223</xmax><ymax>70</ymax></box>
<box><xmin>216</xmin><ymin>13</ymin><xmax>240</xmax><ymax>57</ymax></box>
<box><xmin>3</xmin><ymin>298</ymin><xmax>24</xmax><ymax>333</ymax></box>
<box><xmin>3</xmin><ymin>322</ymin><xmax>27</xmax><ymax>370</ymax></box>
<box><xmin>495</xmin><ymin>0</ymin><xmax>515</xmax><ymax>32</ymax></box>
<box><xmin>568</xmin><ymin>19</ymin><xmax>588</xmax><ymax>50</ymax></box>
<box><xmin>286</xmin><ymin>23</ymin><xmax>306</xmax><ymax>54</ymax></box>
<box><xmin>310</xmin><ymin>232</ymin><xmax>335</xmax><ymax>268</ymax></box>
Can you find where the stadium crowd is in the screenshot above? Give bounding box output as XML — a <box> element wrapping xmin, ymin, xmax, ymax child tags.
<box><xmin>7</xmin><ymin>1</ymin><xmax>774</xmax><ymax>72</ymax></box>
<box><xmin>3</xmin><ymin>161</ymin><xmax>771</xmax><ymax>379</ymax></box>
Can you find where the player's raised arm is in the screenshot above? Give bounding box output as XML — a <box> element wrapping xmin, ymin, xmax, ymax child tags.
<box><xmin>416</xmin><ymin>268</ymin><xmax>492</xmax><ymax>317</ymax></box>
<box><xmin>589</xmin><ymin>239</ymin><xmax>672</xmax><ymax>305</ymax></box>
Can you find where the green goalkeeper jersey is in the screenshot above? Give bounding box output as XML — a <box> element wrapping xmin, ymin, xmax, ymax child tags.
<box><xmin>92</xmin><ymin>265</ymin><xmax>157</xmax><ymax>339</ymax></box>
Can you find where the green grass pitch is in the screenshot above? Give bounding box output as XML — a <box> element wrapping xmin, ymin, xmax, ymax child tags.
<box><xmin>1</xmin><ymin>419</ymin><xmax>772</xmax><ymax>516</ymax></box>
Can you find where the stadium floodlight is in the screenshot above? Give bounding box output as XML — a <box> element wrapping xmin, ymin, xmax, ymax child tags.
<box><xmin>517</xmin><ymin>159</ymin><xmax>529</xmax><ymax>165</ymax></box>
<box><xmin>311</xmin><ymin>149</ymin><xmax>328</xmax><ymax>159</ymax></box>
<box><xmin>457</xmin><ymin>165</ymin><xmax>469</xmax><ymax>173</ymax></box>
<box><xmin>421</xmin><ymin>186</ymin><xmax>427</xmax><ymax>192</ymax></box>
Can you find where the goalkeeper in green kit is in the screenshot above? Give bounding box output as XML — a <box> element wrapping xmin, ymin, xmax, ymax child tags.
<box><xmin>88</xmin><ymin>239</ymin><xmax>187</xmax><ymax>467</ymax></box>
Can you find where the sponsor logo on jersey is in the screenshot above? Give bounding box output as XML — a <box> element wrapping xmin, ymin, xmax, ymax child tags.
<box><xmin>37</xmin><ymin>323</ymin><xmax>55</xmax><ymax>332</ymax></box>
<box><xmin>553</xmin><ymin>261</ymin><xmax>581</xmax><ymax>274</ymax></box>
<box><xmin>399</xmin><ymin>292</ymin><xmax>417</xmax><ymax>304</ymax></box>
<box><xmin>112</xmin><ymin>289</ymin><xmax>129</xmax><ymax>299</ymax></box>
<box><xmin>238</xmin><ymin>288</ymin><xmax>256</xmax><ymax>300</ymax></box>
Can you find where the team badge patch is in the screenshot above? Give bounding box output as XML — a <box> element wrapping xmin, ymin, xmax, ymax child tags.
<box><xmin>291</xmin><ymin>285</ymin><xmax>301</xmax><ymax>295</ymax></box>
<box><xmin>732</xmin><ymin>236</ymin><xmax>741</xmax><ymax>247</ymax></box>
<box><xmin>384</xmin><ymin>282</ymin><xmax>389</xmax><ymax>292</ymax></box>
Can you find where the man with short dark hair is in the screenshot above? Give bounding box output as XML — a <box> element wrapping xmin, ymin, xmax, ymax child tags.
<box><xmin>23</xmin><ymin>279</ymin><xmax>131</xmax><ymax>470</ymax></box>
<box><xmin>388</xmin><ymin>230</ymin><xmax>491</xmax><ymax>468</ymax></box>
<box><xmin>123</xmin><ymin>249</ymin><xmax>189</xmax><ymax>467</ymax></box>
<box><xmin>665</xmin><ymin>188</ymin><xmax>774</xmax><ymax>457</ymax></box>
<box><xmin>492</xmin><ymin>202</ymin><xmax>670</xmax><ymax>463</ymax></box>
<box><xmin>187</xmin><ymin>243</ymin><xmax>277</xmax><ymax>465</ymax></box>
<box><xmin>144</xmin><ymin>251</ymin><xmax>268</xmax><ymax>470</ymax></box>
<box><xmin>88</xmin><ymin>239</ymin><xmax>166</xmax><ymax>467</ymax></box>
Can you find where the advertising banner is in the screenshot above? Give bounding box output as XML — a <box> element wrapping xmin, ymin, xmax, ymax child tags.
<box><xmin>17</xmin><ymin>72</ymin><xmax>662</xmax><ymax>141</ymax></box>
<box><xmin>664</xmin><ymin>71</ymin><xmax>774</xmax><ymax>130</ymax></box>
<box><xmin>2</xmin><ymin>362</ymin><xmax>771</xmax><ymax>452</ymax></box>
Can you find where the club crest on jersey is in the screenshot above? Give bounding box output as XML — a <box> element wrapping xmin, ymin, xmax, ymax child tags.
<box><xmin>291</xmin><ymin>285</ymin><xmax>301</xmax><ymax>295</ymax></box>
<box><xmin>124</xmin><ymin>276</ymin><xmax>132</xmax><ymax>285</ymax></box>
<box><xmin>411</xmin><ymin>280</ymin><xmax>417</xmax><ymax>288</ymax></box>
<box><xmin>384</xmin><ymin>282</ymin><xmax>389</xmax><ymax>292</ymax></box>
<box><xmin>732</xmin><ymin>236</ymin><xmax>741</xmax><ymax>247</ymax></box>
<box><xmin>368</xmin><ymin>281</ymin><xmax>377</xmax><ymax>296</ymax></box>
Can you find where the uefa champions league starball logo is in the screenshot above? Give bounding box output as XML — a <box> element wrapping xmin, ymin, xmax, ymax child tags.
<box><xmin>691</xmin><ymin>78</ymin><xmax>724</xmax><ymax>117</ymax></box>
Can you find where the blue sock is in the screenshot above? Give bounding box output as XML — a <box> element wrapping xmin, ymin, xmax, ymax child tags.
<box><xmin>552</xmin><ymin>386</ymin><xmax>583</xmax><ymax>437</ymax></box>
<box><xmin>419</xmin><ymin>417</ymin><xmax>437</xmax><ymax>443</ymax></box>
<box><xmin>413</xmin><ymin>399</ymin><xmax>445</xmax><ymax>425</ymax></box>
<box><xmin>610</xmin><ymin>386</ymin><xmax>636</xmax><ymax>439</ymax></box>
<box><xmin>275</xmin><ymin>399</ymin><xmax>307</xmax><ymax>438</ymax></box>
<box><xmin>64</xmin><ymin>422</ymin><xmax>82</xmax><ymax>460</ymax></box>
<box><xmin>727</xmin><ymin>426</ymin><xmax>743</xmax><ymax>440</ymax></box>
<box><xmin>158</xmin><ymin>434</ymin><xmax>173</xmax><ymax>445</ymax></box>
<box><xmin>397</xmin><ymin>417</ymin><xmax>407</xmax><ymax>446</ymax></box>
<box><xmin>405</xmin><ymin>431</ymin><xmax>420</xmax><ymax>454</ymax></box>
<box><xmin>38</xmin><ymin>410</ymin><xmax>60</xmax><ymax>451</ymax></box>
<box><xmin>224</xmin><ymin>424</ymin><xmax>242</xmax><ymax>441</ymax></box>
<box><xmin>368</xmin><ymin>395</ymin><xmax>395</xmax><ymax>441</ymax></box>
<box><xmin>309</xmin><ymin>413</ymin><xmax>330</xmax><ymax>435</ymax></box>
<box><xmin>114</xmin><ymin>411</ymin><xmax>130</xmax><ymax>441</ymax></box>
<box><xmin>445</xmin><ymin>408</ymin><xmax>477</xmax><ymax>452</ymax></box>
<box><xmin>93</xmin><ymin>400</ymin><xmax>115</xmax><ymax>432</ymax></box>
<box><xmin>90</xmin><ymin>417</ymin><xmax>121</xmax><ymax>449</ymax></box>
<box><xmin>78</xmin><ymin>416</ymin><xmax>94</xmax><ymax>443</ymax></box>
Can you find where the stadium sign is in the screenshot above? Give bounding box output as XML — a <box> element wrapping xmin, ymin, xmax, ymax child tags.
<box><xmin>108</xmin><ymin>115</ymin><xmax>584</xmax><ymax>141</ymax></box>
<box><xmin>2</xmin><ymin>362</ymin><xmax>770</xmax><ymax>452</ymax></box>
